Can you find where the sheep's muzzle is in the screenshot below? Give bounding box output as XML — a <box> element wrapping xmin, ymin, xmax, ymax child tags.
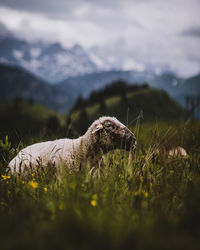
<box><xmin>124</xmin><ymin>130</ymin><xmax>136</xmax><ymax>151</ymax></box>
<box><xmin>126</xmin><ymin>133</ymin><xmax>136</xmax><ymax>151</ymax></box>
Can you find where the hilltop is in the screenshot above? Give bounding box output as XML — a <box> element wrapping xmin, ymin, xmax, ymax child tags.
<box><xmin>58</xmin><ymin>71</ymin><xmax>200</xmax><ymax>112</ymax></box>
<box><xmin>68</xmin><ymin>82</ymin><xmax>185</xmax><ymax>135</ymax></box>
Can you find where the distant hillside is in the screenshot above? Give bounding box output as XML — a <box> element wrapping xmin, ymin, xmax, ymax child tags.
<box><xmin>0</xmin><ymin>63</ymin><xmax>156</xmax><ymax>113</ymax></box>
<box><xmin>57</xmin><ymin>70</ymin><xmax>154</xmax><ymax>108</ymax></box>
<box><xmin>0</xmin><ymin>64</ymin><xmax>69</xmax><ymax>112</ymax></box>
<box><xmin>0</xmin><ymin>63</ymin><xmax>198</xmax><ymax>115</ymax></box>
<box><xmin>149</xmin><ymin>73</ymin><xmax>200</xmax><ymax>106</ymax></box>
<box><xmin>68</xmin><ymin>85</ymin><xmax>185</xmax><ymax>135</ymax></box>
<box><xmin>0</xmin><ymin>99</ymin><xmax>64</xmax><ymax>144</ymax></box>
<box><xmin>72</xmin><ymin>80</ymin><xmax>149</xmax><ymax>111</ymax></box>
<box><xmin>57</xmin><ymin>71</ymin><xmax>200</xmax><ymax>111</ymax></box>
<box><xmin>149</xmin><ymin>73</ymin><xmax>182</xmax><ymax>89</ymax></box>
<box><xmin>182</xmin><ymin>74</ymin><xmax>200</xmax><ymax>95</ymax></box>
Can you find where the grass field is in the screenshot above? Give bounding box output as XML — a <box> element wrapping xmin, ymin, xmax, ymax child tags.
<box><xmin>0</xmin><ymin>120</ymin><xmax>200</xmax><ymax>250</ymax></box>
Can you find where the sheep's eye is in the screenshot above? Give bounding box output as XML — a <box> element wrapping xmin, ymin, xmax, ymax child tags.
<box><xmin>104</xmin><ymin>121</ymin><xmax>114</xmax><ymax>129</ymax></box>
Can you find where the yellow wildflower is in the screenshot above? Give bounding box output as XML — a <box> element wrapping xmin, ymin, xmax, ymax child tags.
<box><xmin>50</xmin><ymin>214</ymin><xmax>56</xmax><ymax>221</ymax></box>
<box><xmin>1</xmin><ymin>175</ymin><xmax>10</xmax><ymax>180</ymax></box>
<box><xmin>22</xmin><ymin>181</ymin><xmax>25</xmax><ymax>184</ymax></box>
<box><xmin>81</xmin><ymin>183</ymin><xmax>86</xmax><ymax>191</ymax></box>
<box><xmin>92</xmin><ymin>194</ymin><xmax>98</xmax><ymax>200</ymax></box>
<box><xmin>44</xmin><ymin>187</ymin><xmax>48</xmax><ymax>192</ymax></box>
<box><xmin>59</xmin><ymin>203</ymin><xmax>64</xmax><ymax>210</ymax></box>
<box><xmin>90</xmin><ymin>200</ymin><xmax>97</xmax><ymax>207</ymax></box>
<box><xmin>28</xmin><ymin>181</ymin><xmax>38</xmax><ymax>189</ymax></box>
<box><xmin>0</xmin><ymin>201</ymin><xmax>7</xmax><ymax>206</ymax></box>
<box><xmin>134</xmin><ymin>191</ymin><xmax>141</xmax><ymax>196</ymax></box>
<box><xmin>144</xmin><ymin>191</ymin><xmax>149</xmax><ymax>198</ymax></box>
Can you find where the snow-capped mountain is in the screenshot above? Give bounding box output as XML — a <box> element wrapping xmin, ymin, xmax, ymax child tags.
<box><xmin>0</xmin><ymin>22</ymin><xmax>169</xmax><ymax>85</ymax></box>
<box><xmin>0</xmin><ymin>34</ymin><xmax>98</xmax><ymax>83</ymax></box>
<box><xmin>0</xmin><ymin>23</ymin><xmax>164</xmax><ymax>84</ymax></box>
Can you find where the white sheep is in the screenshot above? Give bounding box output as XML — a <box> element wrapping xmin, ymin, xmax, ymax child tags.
<box><xmin>168</xmin><ymin>146</ymin><xmax>188</xmax><ymax>158</ymax></box>
<box><xmin>8</xmin><ymin>116</ymin><xmax>136</xmax><ymax>174</ymax></box>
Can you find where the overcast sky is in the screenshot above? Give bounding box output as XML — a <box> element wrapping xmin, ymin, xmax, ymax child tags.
<box><xmin>0</xmin><ymin>0</ymin><xmax>199</xmax><ymax>77</ymax></box>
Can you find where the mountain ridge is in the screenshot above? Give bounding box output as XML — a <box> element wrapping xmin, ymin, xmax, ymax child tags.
<box><xmin>0</xmin><ymin>34</ymin><xmax>98</xmax><ymax>83</ymax></box>
<box><xmin>0</xmin><ymin>63</ymin><xmax>68</xmax><ymax>112</ymax></box>
<box><xmin>0</xmin><ymin>62</ymin><xmax>199</xmax><ymax>115</ymax></box>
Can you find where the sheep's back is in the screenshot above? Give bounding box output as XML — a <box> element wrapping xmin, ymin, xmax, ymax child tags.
<box><xmin>8</xmin><ymin>138</ymin><xmax>75</xmax><ymax>173</ymax></box>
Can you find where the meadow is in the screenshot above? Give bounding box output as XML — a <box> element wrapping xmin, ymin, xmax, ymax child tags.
<box><xmin>0</xmin><ymin>119</ymin><xmax>200</xmax><ymax>250</ymax></box>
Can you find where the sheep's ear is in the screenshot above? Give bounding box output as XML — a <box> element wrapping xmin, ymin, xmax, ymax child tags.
<box><xmin>92</xmin><ymin>124</ymin><xmax>103</xmax><ymax>134</ymax></box>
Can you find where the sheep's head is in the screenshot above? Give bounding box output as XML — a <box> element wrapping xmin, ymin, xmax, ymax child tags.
<box><xmin>89</xmin><ymin>116</ymin><xmax>136</xmax><ymax>152</ymax></box>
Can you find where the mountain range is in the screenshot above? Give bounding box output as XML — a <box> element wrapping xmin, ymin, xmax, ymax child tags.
<box><xmin>0</xmin><ymin>31</ymin><xmax>98</xmax><ymax>83</ymax></box>
<box><xmin>57</xmin><ymin>70</ymin><xmax>156</xmax><ymax>100</ymax></box>
<box><xmin>0</xmin><ymin>62</ymin><xmax>199</xmax><ymax>115</ymax></box>
<box><xmin>0</xmin><ymin>23</ymin><xmax>163</xmax><ymax>84</ymax></box>
<box><xmin>57</xmin><ymin>71</ymin><xmax>200</xmax><ymax>110</ymax></box>
<box><xmin>0</xmin><ymin>24</ymin><xmax>199</xmax><ymax>116</ymax></box>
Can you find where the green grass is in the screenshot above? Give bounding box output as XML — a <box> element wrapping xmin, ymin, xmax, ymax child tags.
<box><xmin>0</xmin><ymin>121</ymin><xmax>200</xmax><ymax>250</ymax></box>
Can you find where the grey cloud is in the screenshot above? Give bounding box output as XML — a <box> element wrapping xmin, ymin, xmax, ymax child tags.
<box><xmin>0</xmin><ymin>20</ymin><xmax>8</xmax><ymax>32</ymax></box>
<box><xmin>0</xmin><ymin>0</ymin><xmax>199</xmax><ymax>77</ymax></box>
<box><xmin>0</xmin><ymin>0</ymin><xmax>80</xmax><ymax>16</ymax></box>
<box><xmin>0</xmin><ymin>0</ymin><xmax>156</xmax><ymax>17</ymax></box>
<box><xmin>181</xmin><ymin>27</ymin><xmax>200</xmax><ymax>38</ymax></box>
<box><xmin>0</xmin><ymin>21</ymin><xmax>13</xmax><ymax>37</ymax></box>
